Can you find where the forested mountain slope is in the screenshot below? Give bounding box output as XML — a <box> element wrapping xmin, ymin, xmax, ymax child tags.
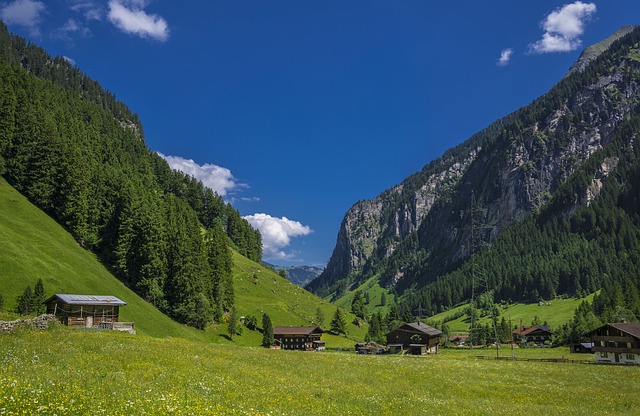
<box><xmin>308</xmin><ymin>26</ymin><xmax>640</xmax><ymax>321</ymax></box>
<box><xmin>0</xmin><ymin>21</ymin><xmax>261</xmax><ymax>329</ymax></box>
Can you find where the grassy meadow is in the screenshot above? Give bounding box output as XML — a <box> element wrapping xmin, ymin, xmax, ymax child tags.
<box><xmin>1</xmin><ymin>326</ymin><xmax>639</xmax><ymax>415</ymax></box>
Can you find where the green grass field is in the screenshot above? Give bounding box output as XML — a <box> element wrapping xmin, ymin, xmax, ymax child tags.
<box><xmin>1</xmin><ymin>327</ymin><xmax>638</xmax><ymax>415</ymax></box>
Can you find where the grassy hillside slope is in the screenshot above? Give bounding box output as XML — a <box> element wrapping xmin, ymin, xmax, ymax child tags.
<box><xmin>208</xmin><ymin>251</ymin><xmax>367</xmax><ymax>346</ymax></box>
<box><xmin>0</xmin><ymin>177</ymin><xmax>364</xmax><ymax>346</ymax></box>
<box><xmin>430</xmin><ymin>294</ymin><xmax>596</xmax><ymax>334</ymax></box>
<box><xmin>2</xmin><ymin>328</ymin><xmax>638</xmax><ymax>415</ymax></box>
<box><xmin>0</xmin><ymin>177</ymin><xmax>205</xmax><ymax>340</ymax></box>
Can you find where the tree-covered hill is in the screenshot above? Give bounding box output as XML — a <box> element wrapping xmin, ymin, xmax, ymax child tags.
<box><xmin>0</xmin><ymin>20</ymin><xmax>261</xmax><ymax>329</ymax></box>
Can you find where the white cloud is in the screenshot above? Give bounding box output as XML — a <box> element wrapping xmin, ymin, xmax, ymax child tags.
<box><xmin>107</xmin><ymin>0</ymin><xmax>168</xmax><ymax>41</ymax></box>
<box><xmin>529</xmin><ymin>1</ymin><xmax>596</xmax><ymax>54</ymax></box>
<box><xmin>243</xmin><ymin>213</ymin><xmax>312</xmax><ymax>260</ymax></box>
<box><xmin>0</xmin><ymin>0</ymin><xmax>46</xmax><ymax>36</ymax></box>
<box><xmin>53</xmin><ymin>18</ymin><xmax>91</xmax><ymax>41</ymax></box>
<box><xmin>158</xmin><ymin>153</ymin><xmax>238</xmax><ymax>197</ymax></box>
<box><xmin>69</xmin><ymin>1</ymin><xmax>102</xmax><ymax>21</ymax></box>
<box><xmin>497</xmin><ymin>48</ymin><xmax>513</xmax><ymax>66</ymax></box>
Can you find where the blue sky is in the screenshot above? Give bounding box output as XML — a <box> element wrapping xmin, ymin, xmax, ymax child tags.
<box><xmin>1</xmin><ymin>1</ymin><xmax>637</xmax><ymax>267</ymax></box>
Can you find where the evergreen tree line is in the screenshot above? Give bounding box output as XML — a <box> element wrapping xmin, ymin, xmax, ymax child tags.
<box><xmin>0</xmin><ymin>23</ymin><xmax>261</xmax><ymax>329</ymax></box>
<box><xmin>14</xmin><ymin>278</ymin><xmax>46</xmax><ymax>315</ymax></box>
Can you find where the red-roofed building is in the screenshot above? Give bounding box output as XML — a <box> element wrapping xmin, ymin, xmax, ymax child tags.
<box><xmin>512</xmin><ymin>325</ymin><xmax>553</xmax><ymax>345</ymax></box>
<box><xmin>273</xmin><ymin>326</ymin><xmax>324</xmax><ymax>351</ymax></box>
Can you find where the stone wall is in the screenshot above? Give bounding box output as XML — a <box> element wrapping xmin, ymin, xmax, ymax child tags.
<box><xmin>0</xmin><ymin>314</ymin><xmax>58</xmax><ymax>331</ymax></box>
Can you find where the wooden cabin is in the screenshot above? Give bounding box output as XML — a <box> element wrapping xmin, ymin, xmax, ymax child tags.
<box><xmin>386</xmin><ymin>322</ymin><xmax>442</xmax><ymax>354</ymax></box>
<box><xmin>44</xmin><ymin>294</ymin><xmax>134</xmax><ymax>332</ymax></box>
<box><xmin>273</xmin><ymin>326</ymin><xmax>323</xmax><ymax>351</ymax></box>
<box><xmin>587</xmin><ymin>323</ymin><xmax>640</xmax><ymax>364</ymax></box>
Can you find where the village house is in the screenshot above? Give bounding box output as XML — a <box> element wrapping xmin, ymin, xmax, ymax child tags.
<box><xmin>449</xmin><ymin>334</ymin><xmax>469</xmax><ymax>346</ymax></box>
<box><xmin>512</xmin><ymin>325</ymin><xmax>553</xmax><ymax>345</ymax></box>
<box><xmin>386</xmin><ymin>322</ymin><xmax>442</xmax><ymax>355</ymax></box>
<box><xmin>44</xmin><ymin>294</ymin><xmax>135</xmax><ymax>333</ymax></box>
<box><xmin>587</xmin><ymin>322</ymin><xmax>640</xmax><ymax>364</ymax></box>
<box><xmin>273</xmin><ymin>326</ymin><xmax>324</xmax><ymax>351</ymax></box>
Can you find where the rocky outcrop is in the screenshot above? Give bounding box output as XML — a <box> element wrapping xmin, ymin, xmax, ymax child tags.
<box><xmin>308</xmin><ymin>26</ymin><xmax>640</xmax><ymax>296</ymax></box>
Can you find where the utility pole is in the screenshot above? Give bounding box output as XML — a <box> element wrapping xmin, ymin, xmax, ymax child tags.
<box><xmin>468</xmin><ymin>192</ymin><xmax>499</xmax><ymax>355</ymax></box>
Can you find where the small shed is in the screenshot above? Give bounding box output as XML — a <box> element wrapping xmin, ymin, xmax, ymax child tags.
<box><xmin>409</xmin><ymin>344</ymin><xmax>427</xmax><ymax>355</ymax></box>
<box><xmin>44</xmin><ymin>294</ymin><xmax>133</xmax><ymax>332</ymax></box>
<box><xmin>570</xmin><ymin>342</ymin><xmax>594</xmax><ymax>354</ymax></box>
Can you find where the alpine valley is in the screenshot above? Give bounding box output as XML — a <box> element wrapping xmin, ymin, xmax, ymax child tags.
<box><xmin>307</xmin><ymin>26</ymin><xmax>640</xmax><ymax>326</ymax></box>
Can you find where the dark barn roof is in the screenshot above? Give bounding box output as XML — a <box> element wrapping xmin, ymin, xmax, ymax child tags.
<box><xmin>588</xmin><ymin>322</ymin><xmax>640</xmax><ymax>339</ymax></box>
<box><xmin>45</xmin><ymin>294</ymin><xmax>126</xmax><ymax>306</ymax></box>
<box><xmin>402</xmin><ymin>322</ymin><xmax>443</xmax><ymax>337</ymax></box>
<box><xmin>273</xmin><ymin>326</ymin><xmax>322</xmax><ymax>336</ymax></box>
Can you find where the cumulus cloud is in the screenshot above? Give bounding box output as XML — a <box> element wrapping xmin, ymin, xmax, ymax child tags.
<box><xmin>243</xmin><ymin>213</ymin><xmax>313</xmax><ymax>260</ymax></box>
<box><xmin>0</xmin><ymin>0</ymin><xmax>46</xmax><ymax>36</ymax></box>
<box><xmin>497</xmin><ymin>48</ymin><xmax>513</xmax><ymax>66</ymax></box>
<box><xmin>108</xmin><ymin>0</ymin><xmax>169</xmax><ymax>41</ymax></box>
<box><xmin>529</xmin><ymin>1</ymin><xmax>596</xmax><ymax>54</ymax></box>
<box><xmin>158</xmin><ymin>153</ymin><xmax>238</xmax><ymax>197</ymax></box>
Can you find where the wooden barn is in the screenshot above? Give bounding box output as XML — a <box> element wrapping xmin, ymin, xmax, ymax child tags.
<box><xmin>386</xmin><ymin>322</ymin><xmax>442</xmax><ymax>355</ymax></box>
<box><xmin>44</xmin><ymin>294</ymin><xmax>134</xmax><ymax>333</ymax></box>
<box><xmin>273</xmin><ymin>326</ymin><xmax>324</xmax><ymax>351</ymax></box>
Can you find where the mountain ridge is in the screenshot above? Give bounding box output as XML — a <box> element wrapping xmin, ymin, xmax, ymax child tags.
<box><xmin>307</xmin><ymin>26</ymin><xmax>640</xmax><ymax>315</ymax></box>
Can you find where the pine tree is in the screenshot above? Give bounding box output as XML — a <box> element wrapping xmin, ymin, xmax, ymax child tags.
<box><xmin>261</xmin><ymin>312</ymin><xmax>274</xmax><ymax>347</ymax></box>
<box><xmin>351</xmin><ymin>290</ymin><xmax>366</xmax><ymax>319</ymax></box>
<box><xmin>228</xmin><ymin>308</ymin><xmax>238</xmax><ymax>340</ymax></box>
<box><xmin>330</xmin><ymin>307</ymin><xmax>347</xmax><ymax>335</ymax></box>
<box><xmin>32</xmin><ymin>278</ymin><xmax>45</xmax><ymax>314</ymax></box>
<box><xmin>15</xmin><ymin>285</ymin><xmax>33</xmax><ymax>315</ymax></box>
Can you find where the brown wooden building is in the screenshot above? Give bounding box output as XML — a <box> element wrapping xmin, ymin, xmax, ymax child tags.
<box><xmin>512</xmin><ymin>325</ymin><xmax>553</xmax><ymax>345</ymax></box>
<box><xmin>44</xmin><ymin>294</ymin><xmax>133</xmax><ymax>332</ymax></box>
<box><xmin>386</xmin><ymin>322</ymin><xmax>442</xmax><ymax>354</ymax></box>
<box><xmin>587</xmin><ymin>323</ymin><xmax>640</xmax><ymax>364</ymax></box>
<box><xmin>273</xmin><ymin>326</ymin><xmax>324</xmax><ymax>351</ymax></box>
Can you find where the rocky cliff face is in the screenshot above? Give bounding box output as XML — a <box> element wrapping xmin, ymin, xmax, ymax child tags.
<box><xmin>307</xmin><ymin>26</ymin><xmax>640</xmax><ymax>297</ymax></box>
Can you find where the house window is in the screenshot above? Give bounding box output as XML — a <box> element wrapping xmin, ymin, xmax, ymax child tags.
<box><xmin>601</xmin><ymin>352</ymin><xmax>608</xmax><ymax>358</ymax></box>
<box><xmin>626</xmin><ymin>354</ymin><xmax>635</xmax><ymax>360</ymax></box>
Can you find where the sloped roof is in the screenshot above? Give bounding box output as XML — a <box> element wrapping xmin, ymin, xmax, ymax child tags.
<box><xmin>45</xmin><ymin>294</ymin><xmax>126</xmax><ymax>306</ymax></box>
<box><xmin>607</xmin><ymin>323</ymin><xmax>640</xmax><ymax>339</ymax></box>
<box><xmin>391</xmin><ymin>322</ymin><xmax>442</xmax><ymax>337</ymax></box>
<box><xmin>512</xmin><ymin>325</ymin><xmax>552</xmax><ymax>336</ymax></box>
<box><xmin>273</xmin><ymin>326</ymin><xmax>322</xmax><ymax>336</ymax></box>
